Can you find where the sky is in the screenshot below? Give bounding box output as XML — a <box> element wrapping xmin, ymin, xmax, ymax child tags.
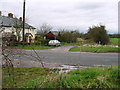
<box><xmin>0</xmin><ymin>0</ymin><xmax>119</xmax><ymax>34</ymax></box>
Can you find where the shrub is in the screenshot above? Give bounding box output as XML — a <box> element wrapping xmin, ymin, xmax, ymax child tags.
<box><xmin>40</xmin><ymin>40</ymin><xmax>50</xmax><ymax>46</ymax></box>
<box><xmin>87</xmin><ymin>25</ymin><xmax>109</xmax><ymax>45</ymax></box>
<box><xmin>56</xmin><ymin>30</ymin><xmax>81</xmax><ymax>43</ymax></box>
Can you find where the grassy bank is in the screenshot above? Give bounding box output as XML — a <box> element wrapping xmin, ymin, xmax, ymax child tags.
<box><xmin>8</xmin><ymin>45</ymin><xmax>56</xmax><ymax>50</ymax></box>
<box><xmin>69</xmin><ymin>46</ymin><xmax>119</xmax><ymax>53</ymax></box>
<box><xmin>3</xmin><ymin>66</ymin><xmax>120</xmax><ymax>88</ymax></box>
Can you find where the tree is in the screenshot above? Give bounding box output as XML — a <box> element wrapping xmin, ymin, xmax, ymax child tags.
<box><xmin>13</xmin><ymin>17</ymin><xmax>22</xmax><ymax>42</ymax></box>
<box><xmin>87</xmin><ymin>25</ymin><xmax>109</xmax><ymax>45</ymax></box>
<box><xmin>109</xmin><ymin>34</ymin><xmax>120</xmax><ymax>38</ymax></box>
<box><xmin>37</xmin><ymin>23</ymin><xmax>53</xmax><ymax>36</ymax></box>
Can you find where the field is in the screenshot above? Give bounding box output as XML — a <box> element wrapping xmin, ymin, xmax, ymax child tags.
<box><xmin>110</xmin><ymin>38</ymin><xmax>119</xmax><ymax>45</ymax></box>
<box><xmin>69</xmin><ymin>45</ymin><xmax>119</xmax><ymax>53</ymax></box>
<box><xmin>2</xmin><ymin>66</ymin><xmax>120</xmax><ymax>88</ymax></box>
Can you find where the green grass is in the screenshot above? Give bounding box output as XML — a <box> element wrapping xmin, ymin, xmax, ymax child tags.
<box><xmin>61</xmin><ymin>42</ymin><xmax>78</xmax><ymax>45</ymax></box>
<box><xmin>8</xmin><ymin>45</ymin><xmax>56</xmax><ymax>50</ymax></box>
<box><xmin>3</xmin><ymin>66</ymin><xmax>120</xmax><ymax>88</ymax></box>
<box><xmin>61</xmin><ymin>42</ymin><xmax>81</xmax><ymax>46</ymax></box>
<box><xmin>69</xmin><ymin>46</ymin><xmax>120</xmax><ymax>53</ymax></box>
<box><xmin>56</xmin><ymin>66</ymin><xmax>120</xmax><ymax>88</ymax></box>
<box><xmin>2</xmin><ymin>67</ymin><xmax>58</xmax><ymax>88</ymax></box>
<box><xmin>110</xmin><ymin>38</ymin><xmax>120</xmax><ymax>45</ymax></box>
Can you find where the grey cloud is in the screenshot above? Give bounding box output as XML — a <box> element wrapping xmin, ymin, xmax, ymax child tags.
<box><xmin>52</xmin><ymin>9</ymin><xmax>69</xmax><ymax>14</ymax></box>
<box><xmin>75</xmin><ymin>2</ymin><xmax>106</xmax><ymax>10</ymax></box>
<box><xmin>0</xmin><ymin>0</ymin><xmax>118</xmax><ymax>34</ymax></box>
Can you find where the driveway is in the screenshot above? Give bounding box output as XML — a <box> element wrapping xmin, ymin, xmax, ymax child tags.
<box><xmin>46</xmin><ymin>45</ymin><xmax>74</xmax><ymax>52</ymax></box>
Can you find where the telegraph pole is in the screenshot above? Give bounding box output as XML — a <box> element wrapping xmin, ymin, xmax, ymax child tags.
<box><xmin>23</xmin><ymin>0</ymin><xmax>26</xmax><ymax>42</ymax></box>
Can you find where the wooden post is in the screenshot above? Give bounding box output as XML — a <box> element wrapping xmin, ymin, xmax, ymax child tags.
<box><xmin>23</xmin><ymin>0</ymin><xmax>26</xmax><ymax>42</ymax></box>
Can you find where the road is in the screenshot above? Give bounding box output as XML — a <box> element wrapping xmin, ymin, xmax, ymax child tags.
<box><xmin>12</xmin><ymin>46</ymin><xmax>118</xmax><ymax>67</ymax></box>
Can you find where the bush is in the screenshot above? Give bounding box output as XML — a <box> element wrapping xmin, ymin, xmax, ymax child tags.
<box><xmin>87</xmin><ymin>25</ymin><xmax>109</xmax><ymax>45</ymax></box>
<box><xmin>34</xmin><ymin>35</ymin><xmax>44</xmax><ymax>45</ymax></box>
<box><xmin>56</xmin><ymin>30</ymin><xmax>81</xmax><ymax>43</ymax></box>
<box><xmin>34</xmin><ymin>40</ymin><xmax>41</xmax><ymax>45</ymax></box>
<box><xmin>40</xmin><ymin>40</ymin><xmax>50</xmax><ymax>46</ymax></box>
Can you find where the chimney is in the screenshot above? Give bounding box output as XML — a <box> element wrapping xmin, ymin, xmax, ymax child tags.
<box><xmin>8</xmin><ymin>13</ymin><xmax>13</xmax><ymax>18</ymax></box>
<box><xmin>19</xmin><ymin>17</ymin><xmax>22</xmax><ymax>22</ymax></box>
<box><xmin>0</xmin><ymin>11</ymin><xmax>1</xmax><ymax>16</ymax></box>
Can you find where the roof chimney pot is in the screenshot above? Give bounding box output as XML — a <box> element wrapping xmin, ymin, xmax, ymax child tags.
<box><xmin>19</xmin><ymin>17</ymin><xmax>22</xmax><ymax>22</ymax></box>
<box><xmin>8</xmin><ymin>13</ymin><xmax>13</xmax><ymax>18</ymax></box>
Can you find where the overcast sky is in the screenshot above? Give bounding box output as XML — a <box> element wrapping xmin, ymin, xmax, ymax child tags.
<box><xmin>0</xmin><ymin>0</ymin><xmax>119</xmax><ymax>33</ymax></box>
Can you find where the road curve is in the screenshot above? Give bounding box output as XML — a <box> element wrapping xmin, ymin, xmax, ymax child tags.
<box><xmin>24</xmin><ymin>46</ymin><xmax>118</xmax><ymax>66</ymax></box>
<box><xmin>10</xmin><ymin>46</ymin><xmax>118</xmax><ymax>67</ymax></box>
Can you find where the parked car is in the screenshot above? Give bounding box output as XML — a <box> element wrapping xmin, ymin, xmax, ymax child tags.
<box><xmin>48</xmin><ymin>40</ymin><xmax>61</xmax><ymax>46</ymax></box>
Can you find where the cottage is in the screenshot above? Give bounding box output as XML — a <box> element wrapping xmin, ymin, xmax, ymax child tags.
<box><xmin>44</xmin><ymin>31</ymin><xmax>55</xmax><ymax>40</ymax></box>
<box><xmin>0</xmin><ymin>11</ymin><xmax>36</xmax><ymax>43</ymax></box>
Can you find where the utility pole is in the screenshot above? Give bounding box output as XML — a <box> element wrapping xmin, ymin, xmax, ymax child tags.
<box><xmin>23</xmin><ymin>0</ymin><xmax>26</xmax><ymax>42</ymax></box>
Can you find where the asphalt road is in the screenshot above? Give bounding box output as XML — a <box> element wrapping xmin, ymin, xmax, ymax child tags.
<box><xmin>13</xmin><ymin>46</ymin><xmax>118</xmax><ymax>66</ymax></box>
<box><xmin>35</xmin><ymin>51</ymin><xmax>118</xmax><ymax>66</ymax></box>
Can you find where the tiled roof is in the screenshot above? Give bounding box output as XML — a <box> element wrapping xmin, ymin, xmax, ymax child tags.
<box><xmin>0</xmin><ymin>16</ymin><xmax>35</xmax><ymax>29</ymax></box>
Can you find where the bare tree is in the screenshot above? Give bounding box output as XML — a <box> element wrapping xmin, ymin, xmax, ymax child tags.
<box><xmin>13</xmin><ymin>16</ymin><xmax>22</xmax><ymax>42</ymax></box>
<box><xmin>37</xmin><ymin>23</ymin><xmax>53</xmax><ymax>36</ymax></box>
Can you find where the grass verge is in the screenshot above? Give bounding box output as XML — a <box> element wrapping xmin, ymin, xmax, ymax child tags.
<box><xmin>69</xmin><ymin>46</ymin><xmax>120</xmax><ymax>53</ymax></box>
<box><xmin>61</xmin><ymin>42</ymin><xmax>80</xmax><ymax>46</ymax></box>
<box><xmin>8</xmin><ymin>45</ymin><xmax>56</xmax><ymax>50</ymax></box>
<box><xmin>2</xmin><ymin>67</ymin><xmax>58</xmax><ymax>88</ymax></box>
<box><xmin>2</xmin><ymin>65</ymin><xmax>120</xmax><ymax>88</ymax></box>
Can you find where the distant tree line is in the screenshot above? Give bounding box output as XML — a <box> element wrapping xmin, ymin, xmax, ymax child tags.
<box><xmin>36</xmin><ymin>23</ymin><xmax>112</xmax><ymax>45</ymax></box>
<box><xmin>109</xmin><ymin>34</ymin><xmax>120</xmax><ymax>38</ymax></box>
